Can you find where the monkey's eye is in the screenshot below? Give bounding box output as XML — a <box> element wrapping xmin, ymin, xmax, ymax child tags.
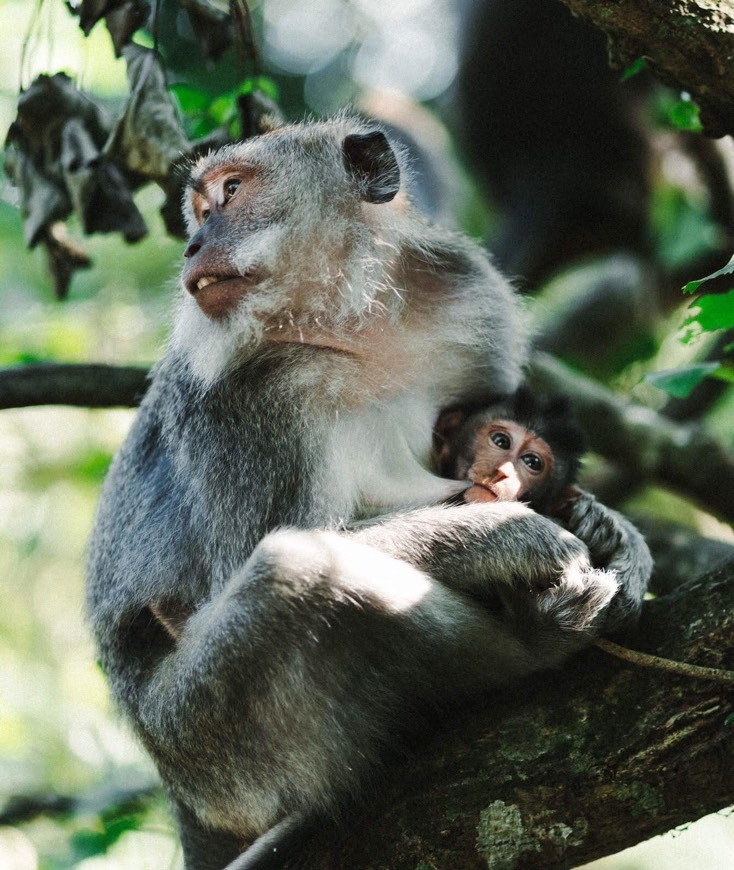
<box><xmin>522</xmin><ymin>453</ymin><xmax>544</xmax><ymax>473</ymax></box>
<box><xmin>223</xmin><ymin>178</ymin><xmax>241</xmax><ymax>203</ymax></box>
<box><xmin>490</xmin><ymin>431</ymin><xmax>511</xmax><ymax>450</ymax></box>
<box><xmin>200</xmin><ymin>207</ymin><xmax>211</xmax><ymax>223</ymax></box>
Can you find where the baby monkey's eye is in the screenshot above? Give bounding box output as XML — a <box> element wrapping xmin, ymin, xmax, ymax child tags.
<box><xmin>490</xmin><ymin>431</ymin><xmax>511</xmax><ymax>450</ymax></box>
<box><xmin>224</xmin><ymin>178</ymin><xmax>241</xmax><ymax>202</ymax></box>
<box><xmin>522</xmin><ymin>453</ymin><xmax>543</xmax><ymax>473</ymax></box>
<box><xmin>200</xmin><ymin>207</ymin><xmax>211</xmax><ymax>223</ymax></box>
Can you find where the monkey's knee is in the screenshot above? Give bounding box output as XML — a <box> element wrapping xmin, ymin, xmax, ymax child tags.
<box><xmin>247</xmin><ymin>529</ymin><xmax>343</xmax><ymax>596</ymax></box>
<box><xmin>247</xmin><ymin>528</ymin><xmax>435</xmax><ymax>618</ymax></box>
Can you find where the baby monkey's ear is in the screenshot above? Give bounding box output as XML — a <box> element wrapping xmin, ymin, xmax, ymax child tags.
<box><xmin>342</xmin><ymin>131</ymin><xmax>400</xmax><ymax>203</ymax></box>
<box><xmin>433</xmin><ymin>407</ymin><xmax>468</xmax><ymax>476</ymax></box>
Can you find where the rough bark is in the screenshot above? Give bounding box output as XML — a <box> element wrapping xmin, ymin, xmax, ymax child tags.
<box><xmin>557</xmin><ymin>0</ymin><xmax>734</xmax><ymax>137</ymax></box>
<box><xmin>297</xmin><ymin>558</ymin><xmax>734</xmax><ymax>869</ymax></box>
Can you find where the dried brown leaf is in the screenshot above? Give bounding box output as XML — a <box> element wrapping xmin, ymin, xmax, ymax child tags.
<box><xmin>105</xmin><ymin>44</ymin><xmax>189</xmax><ymax>181</ymax></box>
<box><xmin>179</xmin><ymin>0</ymin><xmax>233</xmax><ymax>63</ymax></box>
<box><xmin>105</xmin><ymin>0</ymin><xmax>151</xmax><ymax>56</ymax></box>
<box><xmin>61</xmin><ymin>118</ymin><xmax>147</xmax><ymax>242</ymax></box>
<box><xmin>42</xmin><ymin>222</ymin><xmax>92</xmax><ymax>300</ymax></box>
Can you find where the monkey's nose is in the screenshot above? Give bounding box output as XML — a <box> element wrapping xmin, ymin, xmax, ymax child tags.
<box><xmin>496</xmin><ymin>461</ymin><xmax>515</xmax><ymax>480</ymax></box>
<box><xmin>184</xmin><ymin>241</ymin><xmax>202</xmax><ymax>258</ymax></box>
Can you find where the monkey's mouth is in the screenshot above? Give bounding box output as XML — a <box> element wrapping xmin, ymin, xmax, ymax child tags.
<box><xmin>184</xmin><ymin>269</ymin><xmax>262</xmax><ymax>319</ymax></box>
<box><xmin>185</xmin><ymin>270</ymin><xmax>259</xmax><ymax>297</ymax></box>
<box><xmin>464</xmin><ymin>482</ymin><xmax>500</xmax><ymax>504</ymax></box>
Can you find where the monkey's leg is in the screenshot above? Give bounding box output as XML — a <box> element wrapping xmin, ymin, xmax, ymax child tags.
<box><xmin>141</xmin><ymin>523</ymin><xmax>614</xmax><ymax>868</ymax></box>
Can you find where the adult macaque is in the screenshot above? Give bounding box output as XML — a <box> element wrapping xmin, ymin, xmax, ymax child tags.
<box><xmin>86</xmin><ymin>117</ymin><xmax>651</xmax><ymax>869</ymax></box>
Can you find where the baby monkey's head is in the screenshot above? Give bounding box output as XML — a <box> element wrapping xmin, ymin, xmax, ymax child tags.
<box><xmin>436</xmin><ymin>387</ymin><xmax>586</xmax><ymax>513</ymax></box>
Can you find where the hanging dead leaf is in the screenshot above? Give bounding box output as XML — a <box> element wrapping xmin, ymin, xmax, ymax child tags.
<box><xmin>42</xmin><ymin>222</ymin><xmax>92</xmax><ymax>300</ymax></box>
<box><xmin>5</xmin><ymin>132</ymin><xmax>72</xmax><ymax>247</ymax></box>
<box><xmin>105</xmin><ymin>0</ymin><xmax>151</xmax><ymax>56</ymax></box>
<box><xmin>61</xmin><ymin>118</ymin><xmax>147</xmax><ymax>241</ymax></box>
<box><xmin>105</xmin><ymin>44</ymin><xmax>190</xmax><ymax>181</ymax></box>
<box><xmin>66</xmin><ymin>0</ymin><xmax>122</xmax><ymax>35</ymax></box>
<box><xmin>4</xmin><ymin>74</ymin><xmax>109</xmax><ymax>247</ymax></box>
<box><xmin>180</xmin><ymin>0</ymin><xmax>233</xmax><ymax>63</ymax></box>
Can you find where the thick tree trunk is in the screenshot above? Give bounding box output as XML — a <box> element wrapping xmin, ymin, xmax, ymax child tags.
<box><xmin>299</xmin><ymin>558</ymin><xmax>734</xmax><ymax>869</ymax></box>
<box><xmin>557</xmin><ymin>0</ymin><xmax>734</xmax><ymax>137</ymax></box>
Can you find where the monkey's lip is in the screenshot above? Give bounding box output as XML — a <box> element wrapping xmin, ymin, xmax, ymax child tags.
<box><xmin>184</xmin><ymin>269</ymin><xmax>264</xmax><ymax>319</ymax></box>
<box><xmin>184</xmin><ymin>270</ymin><xmax>258</xmax><ymax>297</ymax></box>
<box><xmin>464</xmin><ymin>482</ymin><xmax>499</xmax><ymax>503</ymax></box>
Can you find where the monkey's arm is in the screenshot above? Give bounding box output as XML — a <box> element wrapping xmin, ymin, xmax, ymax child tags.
<box><xmin>350</xmin><ymin>502</ymin><xmax>599</xmax><ymax>597</ymax></box>
<box><xmin>561</xmin><ymin>490</ymin><xmax>652</xmax><ymax>631</ymax></box>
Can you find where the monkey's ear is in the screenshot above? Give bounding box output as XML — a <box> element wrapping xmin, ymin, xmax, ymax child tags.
<box><xmin>342</xmin><ymin>131</ymin><xmax>400</xmax><ymax>203</ymax></box>
<box><xmin>433</xmin><ymin>408</ymin><xmax>467</xmax><ymax>475</ymax></box>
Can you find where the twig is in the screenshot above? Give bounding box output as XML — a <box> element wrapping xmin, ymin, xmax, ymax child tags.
<box><xmin>231</xmin><ymin>0</ymin><xmax>260</xmax><ymax>79</ymax></box>
<box><xmin>594</xmin><ymin>637</ymin><xmax>734</xmax><ymax>685</ymax></box>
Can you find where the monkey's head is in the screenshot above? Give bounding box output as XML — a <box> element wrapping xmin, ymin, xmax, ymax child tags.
<box><xmin>173</xmin><ymin>118</ymin><xmax>413</xmax><ymax>382</ymax></box>
<box><xmin>436</xmin><ymin>388</ymin><xmax>586</xmax><ymax>514</ymax></box>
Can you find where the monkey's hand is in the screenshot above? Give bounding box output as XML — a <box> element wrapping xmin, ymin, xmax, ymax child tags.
<box><xmin>562</xmin><ymin>490</ymin><xmax>652</xmax><ymax>631</ymax></box>
<box><xmin>352</xmin><ymin>502</ymin><xmax>598</xmax><ymax>594</ymax></box>
<box><xmin>351</xmin><ymin>503</ymin><xmax>619</xmax><ymax>644</ymax></box>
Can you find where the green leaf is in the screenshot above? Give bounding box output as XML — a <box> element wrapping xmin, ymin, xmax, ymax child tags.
<box><xmin>170</xmin><ymin>83</ymin><xmax>211</xmax><ymax>114</ymax></box>
<box><xmin>684</xmin><ymin>288</ymin><xmax>734</xmax><ymax>333</ymax></box>
<box><xmin>711</xmin><ymin>365</ymin><xmax>734</xmax><ymax>385</ymax></box>
<box><xmin>683</xmin><ymin>254</ymin><xmax>734</xmax><ymax>294</ymax></box>
<box><xmin>645</xmin><ymin>363</ymin><xmax>721</xmax><ymax>398</ymax></box>
<box><xmin>621</xmin><ymin>57</ymin><xmax>646</xmax><ymax>81</ymax></box>
<box><xmin>668</xmin><ymin>95</ymin><xmax>703</xmax><ymax>133</ymax></box>
<box><xmin>254</xmin><ymin>75</ymin><xmax>280</xmax><ymax>101</ymax></box>
<box><xmin>209</xmin><ymin>92</ymin><xmax>238</xmax><ymax>125</ymax></box>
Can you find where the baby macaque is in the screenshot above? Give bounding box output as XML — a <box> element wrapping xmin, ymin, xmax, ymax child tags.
<box><xmin>435</xmin><ymin>388</ymin><xmax>586</xmax><ymax>514</ymax></box>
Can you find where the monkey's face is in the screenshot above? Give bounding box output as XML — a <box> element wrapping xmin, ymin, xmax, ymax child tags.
<box><xmin>461</xmin><ymin>420</ymin><xmax>554</xmax><ymax>505</ymax></box>
<box><xmin>179</xmin><ymin>122</ymin><xmax>402</xmax><ymax>324</ymax></box>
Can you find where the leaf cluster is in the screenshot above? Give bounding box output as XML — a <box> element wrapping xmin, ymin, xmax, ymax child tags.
<box><xmin>5</xmin><ymin>0</ymin><xmax>280</xmax><ymax>298</ymax></box>
<box><xmin>647</xmin><ymin>261</ymin><xmax>734</xmax><ymax>398</ymax></box>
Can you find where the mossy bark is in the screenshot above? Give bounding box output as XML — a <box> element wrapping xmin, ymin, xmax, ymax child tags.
<box><xmin>557</xmin><ymin>1</ymin><xmax>734</xmax><ymax>137</ymax></box>
<box><xmin>300</xmin><ymin>558</ymin><xmax>734</xmax><ymax>868</ymax></box>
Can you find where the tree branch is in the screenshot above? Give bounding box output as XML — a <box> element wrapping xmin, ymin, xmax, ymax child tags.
<box><xmin>298</xmin><ymin>558</ymin><xmax>734</xmax><ymax>868</ymax></box>
<box><xmin>528</xmin><ymin>352</ymin><xmax>734</xmax><ymax>522</ymax></box>
<box><xmin>0</xmin><ymin>363</ymin><xmax>149</xmax><ymax>409</ymax></box>
<box><xmin>557</xmin><ymin>0</ymin><xmax>734</xmax><ymax>137</ymax></box>
<box><xmin>2</xmin><ymin>357</ymin><xmax>733</xmax><ymax>521</ymax></box>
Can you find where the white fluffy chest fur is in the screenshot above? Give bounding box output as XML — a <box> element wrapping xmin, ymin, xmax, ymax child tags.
<box><xmin>321</xmin><ymin>390</ymin><xmax>465</xmax><ymax>523</ymax></box>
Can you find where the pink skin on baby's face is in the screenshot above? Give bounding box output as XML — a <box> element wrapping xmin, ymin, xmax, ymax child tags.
<box><xmin>462</xmin><ymin>419</ymin><xmax>555</xmax><ymax>504</ymax></box>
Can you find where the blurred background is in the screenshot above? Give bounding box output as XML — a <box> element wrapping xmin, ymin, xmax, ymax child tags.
<box><xmin>0</xmin><ymin>0</ymin><xmax>732</xmax><ymax>867</ymax></box>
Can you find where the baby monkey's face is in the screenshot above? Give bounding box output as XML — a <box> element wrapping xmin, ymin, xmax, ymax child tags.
<box><xmin>463</xmin><ymin>419</ymin><xmax>555</xmax><ymax>504</ymax></box>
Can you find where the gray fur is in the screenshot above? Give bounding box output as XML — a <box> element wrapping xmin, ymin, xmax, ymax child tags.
<box><xmin>86</xmin><ymin>117</ymin><xmax>650</xmax><ymax>868</ymax></box>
